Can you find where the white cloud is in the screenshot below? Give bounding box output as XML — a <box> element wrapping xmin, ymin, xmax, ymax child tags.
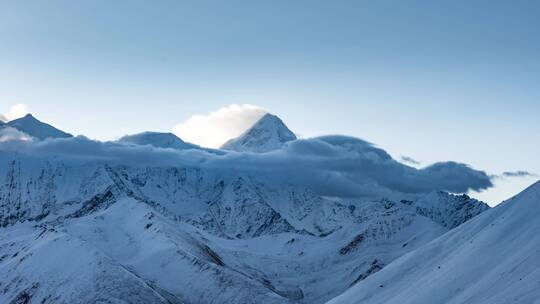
<box><xmin>173</xmin><ymin>104</ymin><xmax>267</xmax><ymax>148</ymax></box>
<box><xmin>1</xmin><ymin>104</ymin><xmax>30</xmax><ymax>121</ymax></box>
<box><xmin>0</xmin><ymin>127</ymin><xmax>34</xmax><ymax>142</ymax></box>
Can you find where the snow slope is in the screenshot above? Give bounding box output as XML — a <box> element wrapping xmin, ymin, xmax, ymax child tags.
<box><xmin>0</xmin><ymin>223</ymin><xmax>172</xmax><ymax>304</ymax></box>
<box><xmin>6</xmin><ymin>114</ymin><xmax>73</xmax><ymax>140</ymax></box>
<box><xmin>326</xmin><ymin>181</ymin><xmax>540</xmax><ymax>304</ymax></box>
<box><xmin>221</xmin><ymin>113</ymin><xmax>297</xmax><ymax>152</ymax></box>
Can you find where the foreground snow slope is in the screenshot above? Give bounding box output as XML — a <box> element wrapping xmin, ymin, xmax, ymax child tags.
<box><xmin>327</xmin><ymin>181</ymin><xmax>540</xmax><ymax>304</ymax></box>
<box><xmin>0</xmin><ymin>223</ymin><xmax>172</xmax><ymax>304</ymax></box>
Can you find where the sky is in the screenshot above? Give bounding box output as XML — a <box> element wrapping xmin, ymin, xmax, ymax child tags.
<box><xmin>0</xmin><ymin>0</ymin><xmax>538</xmax><ymax>205</ymax></box>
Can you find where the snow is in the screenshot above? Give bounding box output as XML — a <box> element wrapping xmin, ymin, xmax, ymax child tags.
<box><xmin>0</xmin><ymin>221</ymin><xmax>171</xmax><ymax>303</ymax></box>
<box><xmin>221</xmin><ymin>113</ymin><xmax>297</xmax><ymax>152</ymax></box>
<box><xmin>326</xmin><ymin>181</ymin><xmax>540</xmax><ymax>304</ymax></box>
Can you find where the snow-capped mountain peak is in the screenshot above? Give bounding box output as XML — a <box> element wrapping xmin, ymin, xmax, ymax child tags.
<box><xmin>117</xmin><ymin>131</ymin><xmax>200</xmax><ymax>150</ymax></box>
<box><xmin>221</xmin><ymin>113</ymin><xmax>297</xmax><ymax>152</ymax></box>
<box><xmin>6</xmin><ymin>113</ymin><xmax>73</xmax><ymax>140</ymax></box>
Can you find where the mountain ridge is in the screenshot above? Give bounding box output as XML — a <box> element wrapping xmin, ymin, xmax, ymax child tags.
<box><xmin>5</xmin><ymin>113</ymin><xmax>73</xmax><ymax>140</ymax></box>
<box><xmin>117</xmin><ymin>131</ymin><xmax>201</xmax><ymax>150</ymax></box>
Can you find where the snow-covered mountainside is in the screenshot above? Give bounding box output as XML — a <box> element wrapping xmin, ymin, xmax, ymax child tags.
<box><xmin>326</xmin><ymin>181</ymin><xmax>540</xmax><ymax>304</ymax></box>
<box><xmin>400</xmin><ymin>191</ymin><xmax>489</xmax><ymax>229</ymax></box>
<box><xmin>221</xmin><ymin>113</ymin><xmax>297</xmax><ymax>152</ymax></box>
<box><xmin>0</xmin><ymin>150</ymin><xmax>490</xmax><ymax>304</ymax></box>
<box><xmin>117</xmin><ymin>131</ymin><xmax>201</xmax><ymax>150</ymax></box>
<box><xmin>5</xmin><ymin>114</ymin><xmax>73</xmax><ymax>140</ymax></box>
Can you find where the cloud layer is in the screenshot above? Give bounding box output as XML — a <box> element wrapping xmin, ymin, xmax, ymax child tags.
<box><xmin>0</xmin><ymin>134</ymin><xmax>493</xmax><ymax>199</ymax></box>
<box><xmin>173</xmin><ymin>104</ymin><xmax>267</xmax><ymax>148</ymax></box>
<box><xmin>0</xmin><ymin>127</ymin><xmax>34</xmax><ymax>142</ymax></box>
<box><xmin>209</xmin><ymin>136</ymin><xmax>492</xmax><ymax>196</ymax></box>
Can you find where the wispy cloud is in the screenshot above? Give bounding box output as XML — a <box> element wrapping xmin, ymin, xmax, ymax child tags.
<box><xmin>173</xmin><ymin>104</ymin><xmax>267</xmax><ymax>148</ymax></box>
<box><xmin>502</xmin><ymin>171</ymin><xmax>538</xmax><ymax>178</ymax></box>
<box><xmin>0</xmin><ymin>127</ymin><xmax>34</xmax><ymax>142</ymax></box>
<box><xmin>401</xmin><ymin>156</ymin><xmax>420</xmax><ymax>166</ymax></box>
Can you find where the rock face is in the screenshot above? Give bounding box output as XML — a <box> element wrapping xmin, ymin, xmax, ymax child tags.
<box><xmin>221</xmin><ymin>113</ymin><xmax>297</xmax><ymax>152</ymax></box>
<box><xmin>0</xmin><ymin>151</ymin><xmax>491</xmax><ymax>304</ymax></box>
<box><xmin>327</xmin><ymin>181</ymin><xmax>540</xmax><ymax>304</ymax></box>
<box><xmin>6</xmin><ymin>114</ymin><xmax>73</xmax><ymax>140</ymax></box>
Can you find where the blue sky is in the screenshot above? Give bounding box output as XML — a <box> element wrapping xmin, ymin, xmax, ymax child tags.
<box><xmin>0</xmin><ymin>0</ymin><xmax>538</xmax><ymax>204</ymax></box>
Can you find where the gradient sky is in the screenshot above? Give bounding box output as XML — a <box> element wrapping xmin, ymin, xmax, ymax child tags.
<box><xmin>0</xmin><ymin>0</ymin><xmax>538</xmax><ymax>205</ymax></box>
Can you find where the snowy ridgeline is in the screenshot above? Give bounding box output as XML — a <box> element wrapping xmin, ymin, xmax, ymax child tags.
<box><xmin>0</xmin><ymin>152</ymin><xmax>490</xmax><ymax>304</ymax></box>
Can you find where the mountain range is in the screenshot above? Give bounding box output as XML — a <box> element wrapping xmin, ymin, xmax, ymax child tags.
<box><xmin>0</xmin><ymin>112</ymin><xmax>537</xmax><ymax>304</ymax></box>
